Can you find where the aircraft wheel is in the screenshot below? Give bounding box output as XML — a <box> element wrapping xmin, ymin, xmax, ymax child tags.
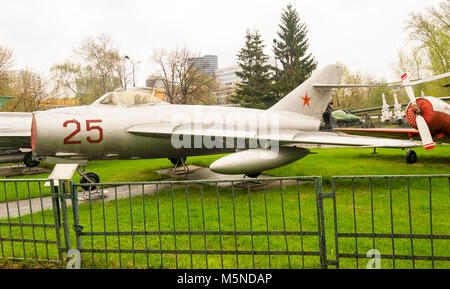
<box><xmin>23</xmin><ymin>152</ymin><xmax>40</xmax><ymax>168</ymax></box>
<box><xmin>246</xmin><ymin>172</ymin><xmax>261</xmax><ymax>178</ymax></box>
<box><xmin>80</xmin><ymin>172</ymin><xmax>100</xmax><ymax>191</ymax></box>
<box><xmin>169</xmin><ymin>156</ymin><xmax>186</xmax><ymax>166</ymax></box>
<box><xmin>406</xmin><ymin>150</ymin><xmax>417</xmax><ymax>164</ymax></box>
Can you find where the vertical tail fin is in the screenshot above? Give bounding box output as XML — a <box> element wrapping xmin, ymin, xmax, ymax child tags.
<box><xmin>382</xmin><ymin>93</ymin><xmax>388</xmax><ymax>107</ymax></box>
<box><xmin>393</xmin><ymin>93</ymin><xmax>399</xmax><ymax>106</ymax></box>
<box><xmin>269</xmin><ymin>64</ymin><xmax>343</xmax><ymax>120</ymax></box>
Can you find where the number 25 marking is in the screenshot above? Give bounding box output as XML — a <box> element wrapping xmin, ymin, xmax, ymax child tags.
<box><xmin>63</xmin><ymin>119</ymin><xmax>103</xmax><ymax>144</ymax></box>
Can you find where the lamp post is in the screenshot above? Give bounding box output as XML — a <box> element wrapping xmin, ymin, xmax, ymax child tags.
<box><xmin>124</xmin><ymin>55</ymin><xmax>141</xmax><ymax>88</ymax></box>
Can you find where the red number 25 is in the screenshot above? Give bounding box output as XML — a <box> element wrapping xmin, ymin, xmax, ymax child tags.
<box><xmin>63</xmin><ymin>119</ymin><xmax>103</xmax><ymax>144</ymax></box>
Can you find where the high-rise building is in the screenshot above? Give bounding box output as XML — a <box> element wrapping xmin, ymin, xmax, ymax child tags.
<box><xmin>188</xmin><ymin>55</ymin><xmax>218</xmax><ymax>76</ymax></box>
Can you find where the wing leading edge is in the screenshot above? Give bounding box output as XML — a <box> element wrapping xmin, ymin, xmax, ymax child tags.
<box><xmin>127</xmin><ymin>123</ymin><xmax>420</xmax><ymax>149</ymax></box>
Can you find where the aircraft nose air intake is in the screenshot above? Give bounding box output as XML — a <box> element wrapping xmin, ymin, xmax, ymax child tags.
<box><xmin>31</xmin><ymin>114</ymin><xmax>36</xmax><ymax>151</ymax></box>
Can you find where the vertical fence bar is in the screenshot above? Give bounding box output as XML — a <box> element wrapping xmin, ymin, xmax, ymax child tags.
<box><xmin>279</xmin><ymin>180</ymin><xmax>291</xmax><ymax>268</ymax></box>
<box><xmin>3</xmin><ymin>182</ymin><xmax>14</xmax><ymax>259</ymax></box>
<box><xmin>50</xmin><ymin>181</ymin><xmax>62</xmax><ymax>261</ymax></box>
<box><xmin>141</xmin><ymin>184</ymin><xmax>149</xmax><ymax>268</ymax></box>
<box><xmin>388</xmin><ymin>177</ymin><xmax>395</xmax><ymax>269</ymax></box>
<box><xmin>231</xmin><ymin>182</ymin><xmax>238</xmax><ymax>269</ymax></box>
<box><xmin>428</xmin><ymin>177</ymin><xmax>434</xmax><ymax>269</ymax></box>
<box><xmin>114</xmin><ymin>186</ymin><xmax>122</xmax><ymax>268</ymax></box>
<box><xmin>351</xmin><ymin>178</ymin><xmax>358</xmax><ymax>269</ymax></box>
<box><xmin>170</xmin><ymin>184</ymin><xmax>178</xmax><ymax>269</ymax></box>
<box><xmin>369</xmin><ymin>178</ymin><xmax>375</xmax><ymax>251</ymax></box>
<box><xmin>315</xmin><ymin>177</ymin><xmax>327</xmax><ymax>269</ymax></box>
<box><xmin>247</xmin><ymin>182</ymin><xmax>255</xmax><ymax>269</ymax></box>
<box><xmin>59</xmin><ymin>181</ymin><xmax>71</xmax><ymax>253</ymax></box>
<box><xmin>185</xmin><ymin>184</ymin><xmax>193</xmax><ymax>269</ymax></box>
<box><xmin>0</xmin><ymin>186</ymin><xmax>3</xmax><ymax>258</ymax></box>
<box><xmin>200</xmin><ymin>184</ymin><xmax>209</xmax><ymax>269</ymax></box>
<box><xmin>332</xmin><ymin>178</ymin><xmax>339</xmax><ymax>269</ymax></box>
<box><xmin>87</xmin><ymin>186</ymin><xmax>94</xmax><ymax>266</ymax></box>
<box><xmin>26</xmin><ymin>181</ymin><xmax>38</xmax><ymax>259</ymax></box>
<box><xmin>128</xmin><ymin>184</ymin><xmax>135</xmax><ymax>268</ymax></box>
<box><xmin>38</xmin><ymin>182</ymin><xmax>50</xmax><ymax>261</ymax></box>
<box><xmin>264</xmin><ymin>182</ymin><xmax>271</xmax><ymax>269</ymax></box>
<box><xmin>156</xmin><ymin>184</ymin><xmax>163</xmax><ymax>268</ymax></box>
<box><xmin>100</xmin><ymin>186</ymin><xmax>108</xmax><ymax>268</ymax></box>
<box><xmin>14</xmin><ymin>182</ymin><xmax>26</xmax><ymax>259</ymax></box>
<box><xmin>406</xmin><ymin>178</ymin><xmax>415</xmax><ymax>269</ymax></box>
<box><xmin>216</xmin><ymin>182</ymin><xmax>224</xmax><ymax>269</ymax></box>
<box><xmin>70</xmin><ymin>182</ymin><xmax>82</xmax><ymax>253</ymax></box>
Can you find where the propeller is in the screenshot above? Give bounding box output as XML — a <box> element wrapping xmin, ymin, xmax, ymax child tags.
<box><xmin>401</xmin><ymin>73</ymin><xmax>435</xmax><ymax>150</ymax></box>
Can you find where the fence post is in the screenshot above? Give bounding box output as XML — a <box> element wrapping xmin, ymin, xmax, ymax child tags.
<box><xmin>70</xmin><ymin>181</ymin><xmax>83</xmax><ymax>251</ymax></box>
<box><xmin>315</xmin><ymin>177</ymin><xmax>328</xmax><ymax>269</ymax></box>
<box><xmin>58</xmin><ymin>180</ymin><xmax>71</xmax><ymax>252</ymax></box>
<box><xmin>50</xmin><ymin>181</ymin><xmax>63</xmax><ymax>261</ymax></box>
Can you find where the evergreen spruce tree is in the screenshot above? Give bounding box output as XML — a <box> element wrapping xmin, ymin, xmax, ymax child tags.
<box><xmin>272</xmin><ymin>4</ymin><xmax>317</xmax><ymax>97</ymax></box>
<box><xmin>231</xmin><ymin>29</ymin><xmax>273</xmax><ymax>109</ymax></box>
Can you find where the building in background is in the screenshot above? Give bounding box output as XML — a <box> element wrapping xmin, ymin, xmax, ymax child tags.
<box><xmin>188</xmin><ymin>55</ymin><xmax>218</xmax><ymax>76</ymax></box>
<box><xmin>214</xmin><ymin>65</ymin><xmax>242</xmax><ymax>104</ymax></box>
<box><xmin>214</xmin><ymin>58</ymin><xmax>278</xmax><ymax>104</ymax></box>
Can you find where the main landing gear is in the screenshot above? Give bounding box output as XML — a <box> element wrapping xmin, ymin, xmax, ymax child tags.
<box><xmin>406</xmin><ymin>149</ymin><xmax>417</xmax><ymax>164</ymax></box>
<box><xmin>23</xmin><ymin>152</ymin><xmax>40</xmax><ymax>168</ymax></box>
<box><xmin>245</xmin><ymin>172</ymin><xmax>261</xmax><ymax>178</ymax></box>
<box><xmin>169</xmin><ymin>157</ymin><xmax>191</xmax><ymax>174</ymax></box>
<box><xmin>77</xmin><ymin>168</ymin><xmax>101</xmax><ymax>198</ymax></box>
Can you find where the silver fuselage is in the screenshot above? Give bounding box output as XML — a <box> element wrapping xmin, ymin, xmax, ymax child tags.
<box><xmin>33</xmin><ymin>103</ymin><xmax>320</xmax><ymax>161</ymax></box>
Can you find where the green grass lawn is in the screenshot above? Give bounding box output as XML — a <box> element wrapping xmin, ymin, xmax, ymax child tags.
<box><xmin>0</xmin><ymin>145</ymin><xmax>449</xmax><ymax>269</ymax></box>
<box><xmin>0</xmin><ymin>159</ymin><xmax>173</xmax><ymax>203</ymax></box>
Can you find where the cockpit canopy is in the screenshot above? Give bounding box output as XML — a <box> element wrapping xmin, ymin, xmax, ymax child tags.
<box><xmin>93</xmin><ymin>89</ymin><xmax>164</xmax><ymax>107</ymax></box>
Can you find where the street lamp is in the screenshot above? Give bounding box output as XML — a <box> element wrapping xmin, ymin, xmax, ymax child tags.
<box><xmin>124</xmin><ymin>55</ymin><xmax>141</xmax><ymax>88</ymax></box>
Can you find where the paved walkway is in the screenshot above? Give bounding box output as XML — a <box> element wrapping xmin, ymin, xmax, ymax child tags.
<box><xmin>0</xmin><ymin>165</ymin><xmax>288</xmax><ymax>219</ymax></box>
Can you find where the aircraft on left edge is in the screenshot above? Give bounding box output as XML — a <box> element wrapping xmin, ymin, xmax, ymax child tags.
<box><xmin>0</xmin><ymin>112</ymin><xmax>39</xmax><ymax>167</ymax></box>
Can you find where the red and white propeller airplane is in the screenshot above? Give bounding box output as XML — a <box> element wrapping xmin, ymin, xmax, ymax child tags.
<box><xmin>336</xmin><ymin>73</ymin><xmax>450</xmax><ymax>163</ymax></box>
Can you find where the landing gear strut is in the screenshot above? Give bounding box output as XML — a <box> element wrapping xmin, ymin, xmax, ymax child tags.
<box><xmin>169</xmin><ymin>157</ymin><xmax>190</xmax><ymax>174</ymax></box>
<box><xmin>406</xmin><ymin>149</ymin><xmax>417</xmax><ymax>164</ymax></box>
<box><xmin>77</xmin><ymin>168</ymin><xmax>100</xmax><ymax>192</ymax></box>
<box><xmin>23</xmin><ymin>152</ymin><xmax>40</xmax><ymax>168</ymax></box>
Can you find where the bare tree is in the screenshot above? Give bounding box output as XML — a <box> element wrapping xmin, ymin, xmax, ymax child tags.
<box><xmin>405</xmin><ymin>0</ymin><xmax>450</xmax><ymax>74</ymax></box>
<box><xmin>0</xmin><ymin>45</ymin><xmax>14</xmax><ymax>95</ymax></box>
<box><xmin>2</xmin><ymin>70</ymin><xmax>50</xmax><ymax>112</ymax></box>
<box><xmin>51</xmin><ymin>34</ymin><xmax>124</xmax><ymax>104</ymax></box>
<box><xmin>152</xmin><ymin>47</ymin><xmax>217</xmax><ymax>104</ymax></box>
<box><xmin>152</xmin><ymin>48</ymin><xmax>180</xmax><ymax>103</ymax></box>
<box><xmin>332</xmin><ymin>65</ymin><xmax>375</xmax><ymax>109</ymax></box>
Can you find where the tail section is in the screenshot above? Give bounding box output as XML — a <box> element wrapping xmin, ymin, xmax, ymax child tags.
<box><xmin>382</xmin><ymin>93</ymin><xmax>388</xmax><ymax>108</ymax></box>
<box><xmin>269</xmin><ymin>64</ymin><xmax>343</xmax><ymax>120</ymax></box>
<box><xmin>393</xmin><ymin>93</ymin><xmax>399</xmax><ymax>106</ymax></box>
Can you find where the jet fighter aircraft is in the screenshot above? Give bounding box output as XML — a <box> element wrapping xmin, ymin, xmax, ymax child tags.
<box><xmin>27</xmin><ymin>64</ymin><xmax>420</xmax><ymax>182</ymax></box>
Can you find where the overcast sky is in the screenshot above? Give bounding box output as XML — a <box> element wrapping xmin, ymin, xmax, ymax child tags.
<box><xmin>0</xmin><ymin>0</ymin><xmax>443</xmax><ymax>86</ymax></box>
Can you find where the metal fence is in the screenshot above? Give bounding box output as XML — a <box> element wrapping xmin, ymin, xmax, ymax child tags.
<box><xmin>0</xmin><ymin>174</ymin><xmax>449</xmax><ymax>269</ymax></box>
<box><xmin>0</xmin><ymin>179</ymin><xmax>65</xmax><ymax>262</ymax></box>
<box><xmin>69</xmin><ymin>176</ymin><xmax>326</xmax><ymax>269</ymax></box>
<box><xmin>329</xmin><ymin>175</ymin><xmax>450</xmax><ymax>269</ymax></box>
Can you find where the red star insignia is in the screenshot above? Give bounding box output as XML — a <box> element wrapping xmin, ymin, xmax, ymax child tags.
<box><xmin>301</xmin><ymin>90</ymin><xmax>311</xmax><ymax>107</ymax></box>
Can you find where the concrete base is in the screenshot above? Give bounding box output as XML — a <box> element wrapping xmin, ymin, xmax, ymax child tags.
<box><xmin>0</xmin><ymin>164</ymin><xmax>50</xmax><ymax>177</ymax></box>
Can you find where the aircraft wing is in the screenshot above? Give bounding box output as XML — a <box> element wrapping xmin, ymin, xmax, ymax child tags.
<box><xmin>335</xmin><ymin>128</ymin><xmax>449</xmax><ymax>143</ymax></box>
<box><xmin>127</xmin><ymin>123</ymin><xmax>420</xmax><ymax>148</ymax></box>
